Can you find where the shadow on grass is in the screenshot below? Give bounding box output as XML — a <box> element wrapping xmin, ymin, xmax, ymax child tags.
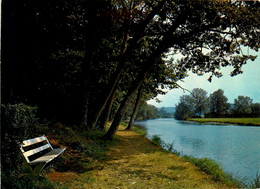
<box><xmin>168</xmin><ymin>165</ymin><xmax>187</xmax><ymax>171</ymax></box>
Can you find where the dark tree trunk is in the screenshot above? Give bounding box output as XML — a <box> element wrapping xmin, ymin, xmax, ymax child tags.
<box><xmin>87</xmin><ymin>1</ymin><xmax>166</xmax><ymax>130</ymax></box>
<box><xmin>88</xmin><ymin>29</ymin><xmax>129</xmax><ymax>130</ymax></box>
<box><xmin>126</xmin><ymin>87</ymin><xmax>142</xmax><ymax>130</ymax></box>
<box><xmin>102</xmin><ymin>10</ymin><xmax>190</xmax><ymax>137</ymax></box>
<box><xmin>88</xmin><ymin>61</ymin><xmax>125</xmax><ymax>130</ymax></box>
<box><xmin>87</xmin><ymin>3</ymin><xmax>214</xmax><ymax>131</ymax></box>
<box><xmin>102</xmin><ymin>75</ymin><xmax>145</xmax><ymax>140</ymax></box>
<box><xmin>99</xmin><ymin>87</ymin><xmax>117</xmax><ymax>131</ymax></box>
<box><xmin>81</xmin><ymin>2</ymin><xmax>98</xmax><ymax>128</ymax></box>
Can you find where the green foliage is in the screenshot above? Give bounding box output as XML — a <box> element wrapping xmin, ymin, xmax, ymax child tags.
<box><xmin>1</xmin><ymin>103</ymin><xmax>56</xmax><ymax>188</ymax></box>
<box><xmin>1</xmin><ymin>104</ymin><xmax>38</xmax><ymax>170</ymax></box>
<box><xmin>191</xmin><ymin>88</ymin><xmax>210</xmax><ymax>116</ymax></box>
<box><xmin>151</xmin><ymin>135</ymin><xmax>163</xmax><ymax>146</ymax></box>
<box><xmin>176</xmin><ymin>88</ymin><xmax>259</xmax><ymax>119</ymax></box>
<box><xmin>50</xmin><ymin>123</ymin><xmax>117</xmax><ymax>162</ymax></box>
<box><xmin>157</xmin><ymin>107</ymin><xmax>172</xmax><ymax>118</ymax></box>
<box><xmin>233</xmin><ymin>96</ymin><xmax>253</xmax><ymax>116</ymax></box>
<box><xmin>133</xmin><ymin>125</ymin><xmax>147</xmax><ymax>137</ymax></box>
<box><xmin>136</xmin><ymin>102</ymin><xmax>159</xmax><ymax>120</ymax></box>
<box><xmin>174</xmin><ymin>95</ymin><xmax>196</xmax><ymax>120</ymax></box>
<box><xmin>249</xmin><ymin>172</ymin><xmax>260</xmax><ymax>189</ymax></box>
<box><xmin>209</xmin><ymin>89</ymin><xmax>230</xmax><ymax>117</ymax></box>
<box><xmin>183</xmin><ymin>156</ymin><xmax>246</xmax><ymax>187</ymax></box>
<box><xmin>150</xmin><ymin>135</ymin><xmax>180</xmax><ymax>155</ymax></box>
<box><xmin>251</xmin><ymin>103</ymin><xmax>260</xmax><ymax>117</ymax></box>
<box><xmin>3</xmin><ymin>0</ymin><xmax>259</xmax><ymax>133</ymax></box>
<box><xmin>175</xmin><ymin>88</ymin><xmax>210</xmax><ymax>120</ymax></box>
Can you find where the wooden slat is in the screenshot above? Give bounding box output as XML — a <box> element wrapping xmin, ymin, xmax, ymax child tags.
<box><xmin>22</xmin><ymin>136</ymin><xmax>47</xmax><ymax>147</ymax></box>
<box><xmin>30</xmin><ymin>148</ymin><xmax>66</xmax><ymax>164</ymax></box>
<box><xmin>23</xmin><ymin>144</ymin><xmax>52</xmax><ymax>157</ymax></box>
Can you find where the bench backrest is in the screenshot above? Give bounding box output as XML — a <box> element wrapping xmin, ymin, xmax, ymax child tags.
<box><xmin>20</xmin><ymin>135</ymin><xmax>53</xmax><ymax>163</ymax></box>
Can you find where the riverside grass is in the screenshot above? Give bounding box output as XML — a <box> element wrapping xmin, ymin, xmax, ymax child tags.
<box><xmin>188</xmin><ymin>118</ymin><xmax>260</xmax><ymax>126</ymax></box>
<box><xmin>47</xmin><ymin>124</ymin><xmax>237</xmax><ymax>189</ymax></box>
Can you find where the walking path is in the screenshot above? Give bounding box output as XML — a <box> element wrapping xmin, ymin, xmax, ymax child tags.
<box><xmin>48</xmin><ymin>127</ymin><xmax>231</xmax><ymax>188</ymax></box>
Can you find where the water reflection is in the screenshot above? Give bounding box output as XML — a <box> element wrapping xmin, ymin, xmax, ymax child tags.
<box><xmin>180</xmin><ymin>136</ymin><xmax>205</xmax><ymax>148</ymax></box>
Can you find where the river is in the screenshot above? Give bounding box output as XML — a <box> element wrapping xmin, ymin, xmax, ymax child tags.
<box><xmin>135</xmin><ymin>118</ymin><xmax>260</xmax><ymax>182</ymax></box>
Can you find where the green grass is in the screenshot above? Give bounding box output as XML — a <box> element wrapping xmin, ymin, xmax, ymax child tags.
<box><xmin>189</xmin><ymin>118</ymin><xmax>260</xmax><ymax>126</ymax></box>
<box><xmin>62</xmin><ymin>126</ymin><xmax>235</xmax><ymax>189</ymax></box>
<box><xmin>133</xmin><ymin>124</ymin><xmax>147</xmax><ymax>136</ymax></box>
<box><xmin>151</xmin><ymin>135</ymin><xmax>246</xmax><ymax>188</ymax></box>
<box><xmin>182</xmin><ymin>156</ymin><xmax>247</xmax><ymax>188</ymax></box>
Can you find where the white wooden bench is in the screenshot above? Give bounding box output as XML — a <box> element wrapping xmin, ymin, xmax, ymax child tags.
<box><xmin>20</xmin><ymin>135</ymin><xmax>66</xmax><ymax>174</ymax></box>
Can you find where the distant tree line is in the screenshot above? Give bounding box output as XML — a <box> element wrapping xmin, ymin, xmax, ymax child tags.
<box><xmin>174</xmin><ymin>88</ymin><xmax>260</xmax><ymax>120</ymax></box>
<box><xmin>122</xmin><ymin>102</ymin><xmax>172</xmax><ymax>122</ymax></box>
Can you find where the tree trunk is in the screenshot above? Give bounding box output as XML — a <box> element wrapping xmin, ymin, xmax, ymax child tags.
<box><xmin>99</xmin><ymin>87</ymin><xmax>117</xmax><ymax>131</ymax></box>
<box><xmin>87</xmin><ymin>1</ymin><xmax>165</xmax><ymax>130</ymax></box>
<box><xmin>102</xmin><ymin>75</ymin><xmax>145</xmax><ymax>140</ymax></box>
<box><xmin>88</xmin><ymin>61</ymin><xmax>125</xmax><ymax>130</ymax></box>
<box><xmin>81</xmin><ymin>2</ymin><xmax>97</xmax><ymax>128</ymax></box>
<box><xmin>126</xmin><ymin>87</ymin><xmax>142</xmax><ymax>130</ymax></box>
<box><xmin>100</xmin><ymin>7</ymin><xmax>208</xmax><ymax>136</ymax></box>
<box><xmin>88</xmin><ymin>30</ymin><xmax>129</xmax><ymax>130</ymax></box>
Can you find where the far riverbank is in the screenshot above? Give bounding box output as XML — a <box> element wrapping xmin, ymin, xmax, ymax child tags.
<box><xmin>188</xmin><ymin>118</ymin><xmax>260</xmax><ymax>126</ymax></box>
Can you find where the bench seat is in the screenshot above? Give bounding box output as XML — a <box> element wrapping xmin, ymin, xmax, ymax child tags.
<box><xmin>30</xmin><ymin>148</ymin><xmax>66</xmax><ymax>165</ymax></box>
<box><xmin>20</xmin><ymin>135</ymin><xmax>66</xmax><ymax>174</ymax></box>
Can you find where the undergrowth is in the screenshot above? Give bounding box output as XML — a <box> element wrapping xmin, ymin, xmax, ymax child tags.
<box><xmin>249</xmin><ymin>172</ymin><xmax>260</xmax><ymax>188</ymax></box>
<box><xmin>133</xmin><ymin>124</ymin><xmax>147</xmax><ymax>136</ymax></box>
<box><xmin>1</xmin><ymin>104</ymin><xmax>59</xmax><ymax>189</ymax></box>
<box><xmin>151</xmin><ymin>135</ymin><xmax>180</xmax><ymax>155</ymax></box>
<box><xmin>1</xmin><ymin>103</ymin><xmax>118</xmax><ymax>188</ymax></box>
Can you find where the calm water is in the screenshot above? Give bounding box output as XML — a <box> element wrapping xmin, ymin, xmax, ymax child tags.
<box><xmin>135</xmin><ymin>118</ymin><xmax>260</xmax><ymax>182</ymax></box>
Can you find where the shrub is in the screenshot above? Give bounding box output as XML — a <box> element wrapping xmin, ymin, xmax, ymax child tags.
<box><xmin>249</xmin><ymin>172</ymin><xmax>260</xmax><ymax>188</ymax></box>
<box><xmin>1</xmin><ymin>103</ymin><xmax>51</xmax><ymax>188</ymax></box>
<box><xmin>151</xmin><ymin>135</ymin><xmax>163</xmax><ymax>146</ymax></box>
<box><xmin>1</xmin><ymin>104</ymin><xmax>38</xmax><ymax>170</ymax></box>
<box><xmin>133</xmin><ymin>125</ymin><xmax>147</xmax><ymax>136</ymax></box>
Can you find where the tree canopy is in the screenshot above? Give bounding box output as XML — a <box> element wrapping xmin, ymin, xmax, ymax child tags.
<box><xmin>233</xmin><ymin>96</ymin><xmax>253</xmax><ymax>116</ymax></box>
<box><xmin>3</xmin><ymin>0</ymin><xmax>260</xmax><ymax>139</ymax></box>
<box><xmin>209</xmin><ymin>89</ymin><xmax>230</xmax><ymax>117</ymax></box>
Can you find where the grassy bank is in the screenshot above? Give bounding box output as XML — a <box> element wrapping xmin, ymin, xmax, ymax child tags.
<box><xmin>188</xmin><ymin>118</ymin><xmax>260</xmax><ymax>126</ymax></box>
<box><xmin>45</xmin><ymin>124</ymin><xmax>245</xmax><ymax>188</ymax></box>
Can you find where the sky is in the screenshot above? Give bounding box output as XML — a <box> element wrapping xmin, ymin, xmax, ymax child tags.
<box><xmin>148</xmin><ymin>51</ymin><xmax>260</xmax><ymax>108</ymax></box>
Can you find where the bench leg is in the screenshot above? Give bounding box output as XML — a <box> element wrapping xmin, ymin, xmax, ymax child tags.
<box><xmin>31</xmin><ymin>163</ymin><xmax>46</xmax><ymax>175</ymax></box>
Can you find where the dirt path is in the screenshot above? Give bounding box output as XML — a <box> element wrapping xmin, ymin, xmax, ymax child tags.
<box><xmin>48</xmin><ymin>128</ymin><xmax>231</xmax><ymax>188</ymax></box>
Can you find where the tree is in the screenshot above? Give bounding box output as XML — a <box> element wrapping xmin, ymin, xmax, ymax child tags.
<box><xmin>174</xmin><ymin>88</ymin><xmax>209</xmax><ymax>120</ymax></box>
<box><xmin>209</xmin><ymin>89</ymin><xmax>230</xmax><ymax>117</ymax></box>
<box><xmin>3</xmin><ymin>0</ymin><xmax>259</xmax><ymax>139</ymax></box>
<box><xmin>136</xmin><ymin>103</ymin><xmax>159</xmax><ymax>121</ymax></box>
<box><xmin>103</xmin><ymin>0</ymin><xmax>259</xmax><ymax>139</ymax></box>
<box><xmin>191</xmin><ymin>88</ymin><xmax>209</xmax><ymax>116</ymax></box>
<box><xmin>251</xmin><ymin>103</ymin><xmax>260</xmax><ymax>117</ymax></box>
<box><xmin>157</xmin><ymin>108</ymin><xmax>172</xmax><ymax>118</ymax></box>
<box><xmin>126</xmin><ymin>87</ymin><xmax>143</xmax><ymax>130</ymax></box>
<box><xmin>174</xmin><ymin>95</ymin><xmax>195</xmax><ymax>120</ymax></box>
<box><xmin>86</xmin><ymin>0</ymin><xmax>167</xmax><ymax>130</ymax></box>
<box><xmin>233</xmin><ymin>96</ymin><xmax>253</xmax><ymax>116</ymax></box>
